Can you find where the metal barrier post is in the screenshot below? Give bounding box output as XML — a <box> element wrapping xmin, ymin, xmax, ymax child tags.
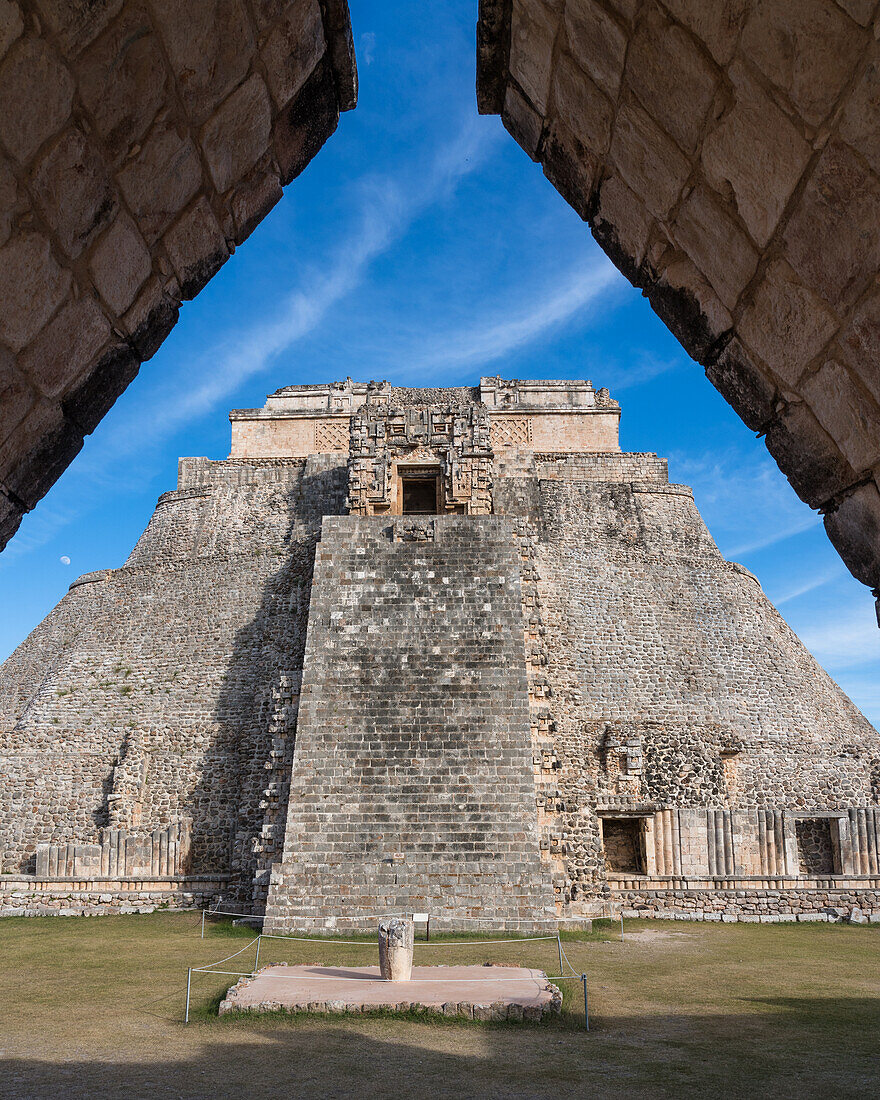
<box><xmin>620</xmin><ymin>912</ymin><xmax>624</xmax><ymax>942</ymax></box>
<box><xmin>582</xmin><ymin>973</ymin><xmax>589</xmax><ymax>1031</ymax></box>
<box><xmin>254</xmin><ymin>935</ymin><xmax>261</xmax><ymax>971</ymax></box>
<box><xmin>185</xmin><ymin>968</ymin><xmax>192</xmax><ymax>1024</ymax></box>
<box><xmin>201</xmin><ymin>910</ymin><xmax>206</xmax><ymax>939</ymax></box>
<box><xmin>557</xmin><ymin>932</ymin><xmax>563</xmax><ymax>974</ymax></box>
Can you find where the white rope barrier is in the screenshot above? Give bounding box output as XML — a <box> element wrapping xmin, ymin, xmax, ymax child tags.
<box><xmin>415</xmin><ymin>936</ymin><xmax>559</xmax><ymax>946</ymax></box>
<box><xmin>192</xmin><ymin>969</ymin><xmax>254</xmax><ymax>977</ymax></box>
<box><xmin>197</xmin><ymin>936</ymin><xmax>261</xmax><ymax>970</ymax></box>
<box><xmin>268</xmin><ymin>975</ymin><xmax>568</xmax><ymax>984</ymax></box>
<box><xmin>255</xmin><ymin>931</ymin><xmax>560</xmax><ymax>947</ymax></box>
<box><xmin>558</xmin><ymin>939</ymin><xmax>581</xmax><ymax>977</ymax></box>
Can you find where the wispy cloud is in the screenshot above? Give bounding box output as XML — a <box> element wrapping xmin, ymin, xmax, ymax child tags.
<box><xmin>402</xmin><ymin>257</ymin><xmax>623</xmax><ymax>375</ymax></box>
<box><xmin>360</xmin><ymin>31</ymin><xmax>376</xmax><ymax>65</ymax></box>
<box><xmin>726</xmin><ymin>515</ymin><xmax>819</xmax><ymax>558</ymax></box>
<box><xmin>799</xmin><ymin>605</ymin><xmax>880</xmax><ymax>671</ymax></box>
<box><xmin>771</xmin><ymin>569</ymin><xmax>838</xmax><ymax>607</ymax></box>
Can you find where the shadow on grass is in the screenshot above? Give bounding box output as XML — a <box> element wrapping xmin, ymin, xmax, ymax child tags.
<box><xmin>2</xmin><ymin>998</ymin><xmax>880</xmax><ymax>1100</ymax></box>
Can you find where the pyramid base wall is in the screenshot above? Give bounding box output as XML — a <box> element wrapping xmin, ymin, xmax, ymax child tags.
<box><xmin>610</xmin><ymin>881</ymin><xmax>880</xmax><ymax>922</ymax></box>
<box><xmin>0</xmin><ymin>875</ymin><xmax>227</xmax><ymax>917</ymax></box>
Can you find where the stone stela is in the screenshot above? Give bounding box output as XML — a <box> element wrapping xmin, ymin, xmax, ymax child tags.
<box><xmin>1</xmin><ymin>377</ymin><xmax>879</xmax><ymax>926</ymax></box>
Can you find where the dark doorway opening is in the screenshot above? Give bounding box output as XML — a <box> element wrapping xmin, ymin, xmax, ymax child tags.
<box><xmin>401</xmin><ymin>473</ymin><xmax>439</xmax><ymax>514</ymax></box>
<box><xmin>602</xmin><ymin>817</ymin><xmax>645</xmax><ymax>874</ymax></box>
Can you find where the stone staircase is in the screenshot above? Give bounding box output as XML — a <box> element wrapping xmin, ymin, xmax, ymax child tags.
<box><xmin>264</xmin><ymin>514</ymin><xmax>554</xmax><ymax>932</ymax></box>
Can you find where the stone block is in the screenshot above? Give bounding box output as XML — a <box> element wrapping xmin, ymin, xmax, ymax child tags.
<box><xmin>122</xmin><ymin>277</ymin><xmax>180</xmax><ymax>360</ymax></box>
<box><xmin>33</xmin><ymin>0</ymin><xmax>122</xmax><ymax>57</ymax></box>
<box><xmin>116</xmin><ymin>119</ymin><xmax>202</xmax><ymax>241</ymax></box>
<box><xmin>784</xmin><ymin>140</ymin><xmax>880</xmax><ymax>310</ymax></box>
<box><xmin>261</xmin><ymin>0</ymin><xmax>325</xmax><ymax>109</ymax></box>
<box><xmin>89</xmin><ymin>214</ymin><xmax>152</xmax><ymax>315</ymax></box>
<box><xmin>150</xmin><ymin>0</ymin><xmax>254</xmax><ymax>126</ymax></box>
<box><xmin>837</xmin><ymin>288</ymin><xmax>880</xmax><ymax>407</ymax></box>
<box><xmin>624</xmin><ymin>6</ymin><xmax>719</xmax><ymax>155</ymax></box>
<box><xmin>541</xmin><ymin>118</ymin><xmax>598</xmax><ymax>221</ymax></box>
<box><xmin>609</xmin><ymin>100</ymin><xmax>690</xmax><ymax>220</ymax></box>
<box><xmin>0</xmin><ymin>37</ymin><xmax>74</xmax><ymax>163</ymax></box>
<box><xmin>31</xmin><ymin>127</ymin><xmax>117</xmax><ymax>258</ymax></box>
<box><xmin>835</xmin><ymin>0</ymin><xmax>876</xmax><ymax>24</ymax></box>
<box><xmin>509</xmin><ymin>0</ymin><xmax>557</xmax><ymax>116</ymax></box>
<box><xmin>0</xmin><ymin>347</ymin><xmax>34</xmax><ymax>446</ymax></box>
<box><xmin>659</xmin><ymin>0</ymin><xmax>748</xmax><ymax>65</ymax></box>
<box><xmin>273</xmin><ymin>58</ymin><xmax>339</xmax><ymax>185</ymax></box>
<box><xmin>0</xmin><ymin>397</ymin><xmax>83</xmax><ymax>507</ymax></box>
<box><xmin>75</xmin><ymin>6</ymin><xmax>167</xmax><ymax>160</ymax></box>
<box><xmin>824</xmin><ymin>482</ymin><xmax>880</xmax><ymax>588</ymax></box>
<box><xmin>563</xmin><ymin>0</ymin><xmax>627</xmax><ymax>99</ymax></box>
<box><xmin>802</xmin><ymin>359</ymin><xmax>880</xmax><ymax>472</ymax></box>
<box><xmin>162</xmin><ymin>198</ymin><xmax>229</xmax><ymax>300</ymax></box>
<box><xmin>839</xmin><ymin>42</ymin><xmax>880</xmax><ymax>179</ymax></box>
<box><xmin>0</xmin><ymin>231</ymin><xmax>70</xmax><ymax>352</ymax></box>
<box><xmin>0</xmin><ymin>487</ymin><xmax>23</xmax><ymax>551</ymax></box>
<box><xmin>645</xmin><ymin>253</ymin><xmax>732</xmax><ymax>363</ymax></box>
<box><xmin>591</xmin><ymin>174</ymin><xmax>652</xmax><ymax>280</ymax></box>
<box><xmin>18</xmin><ymin>296</ymin><xmax>110</xmax><ymax>400</ymax></box>
<box><xmin>201</xmin><ymin>74</ymin><xmax>273</xmax><ymax>194</ymax></box>
<box><xmin>705</xmin><ymin>338</ymin><xmax>776</xmax><ymax>432</ymax></box>
<box><xmin>738</xmin><ymin>260</ymin><xmax>839</xmax><ymax>388</ymax></box>
<box><xmin>673</xmin><ymin>184</ymin><xmax>759</xmax><ymax>310</ymax></box>
<box><xmin>502</xmin><ymin>83</ymin><xmax>543</xmax><ymax>161</ymax></box>
<box><xmin>701</xmin><ymin>60</ymin><xmax>811</xmax><ymax>248</ymax></box>
<box><xmin>740</xmin><ymin>0</ymin><xmax>864</xmax><ymax>127</ymax></box>
<box><xmin>551</xmin><ymin>53</ymin><xmax>613</xmax><ymax>156</ymax></box>
<box><xmin>0</xmin><ymin>0</ymin><xmax>23</xmax><ymax>63</ymax></box>
<box><xmin>764</xmin><ymin>401</ymin><xmax>856</xmax><ymax>509</ymax></box>
<box><xmin>62</xmin><ymin>342</ymin><xmax>139</xmax><ymax>434</ymax></box>
<box><xmin>0</xmin><ymin>152</ymin><xmax>15</xmax><ymax>246</ymax></box>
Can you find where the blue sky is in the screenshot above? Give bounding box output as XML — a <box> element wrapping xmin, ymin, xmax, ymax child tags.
<box><xmin>2</xmin><ymin>0</ymin><xmax>878</xmax><ymax>723</ymax></box>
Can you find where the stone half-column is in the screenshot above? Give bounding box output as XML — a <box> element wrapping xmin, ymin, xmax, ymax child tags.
<box><xmin>378</xmin><ymin>917</ymin><xmax>414</xmax><ymax>981</ymax></box>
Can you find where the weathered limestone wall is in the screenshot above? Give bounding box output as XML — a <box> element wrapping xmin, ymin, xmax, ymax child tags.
<box><xmin>478</xmin><ymin>0</ymin><xmax>880</xmax><ymax>615</ymax></box>
<box><xmin>493</xmin><ymin>450</ymin><xmax>880</xmax><ymax>914</ymax></box>
<box><xmin>229</xmin><ymin>377</ymin><xmax>622</xmax><ymax>458</ymax></box>
<box><xmin>0</xmin><ymin>0</ymin><xmax>356</xmax><ymax>552</ymax></box>
<box><xmin>264</xmin><ymin>514</ymin><xmax>553</xmax><ymax>932</ymax></box>
<box><xmin>0</xmin><ymin>452</ymin><xmax>348</xmax><ymax>915</ymax></box>
<box><xmin>229</xmin><ymin>408</ymin><xmax>623</xmax><ymax>458</ymax></box>
<box><xmin>0</xmin><ymin>875</ymin><xmax>227</xmax><ymax>917</ymax></box>
<box><xmin>3</xmin><ymin>378</ymin><xmax>879</xmax><ymax>922</ymax></box>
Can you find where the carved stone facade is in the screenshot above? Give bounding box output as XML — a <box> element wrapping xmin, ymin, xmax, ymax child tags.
<box><xmin>2</xmin><ymin>378</ymin><xmax>879</xmax><ymax>924</ymax></box>
<box><xmin>347</xmin><ymin>402</ymin><xmax>493</xmax><ymax>516</ymax></box>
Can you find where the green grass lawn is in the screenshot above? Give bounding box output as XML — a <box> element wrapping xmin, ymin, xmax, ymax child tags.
<box><xmin>1</xmin><ymin>912</ymin><xmax>878</xmax><ymax>1099</ymax></box>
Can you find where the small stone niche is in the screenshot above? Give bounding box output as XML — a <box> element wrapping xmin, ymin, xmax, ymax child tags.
<box><xmin>795</xmin><ymin>818</ymin><xmax>838</xmax><ymax>875</ymax></box>
<box><xmin>601</xmin><ymin>816</ymin><xmax>646</xmax><ymax>874</ymax></box>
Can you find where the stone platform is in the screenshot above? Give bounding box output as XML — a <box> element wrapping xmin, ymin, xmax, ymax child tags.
<box><xmin>219</xmin><ymin>965</ymin><xmax>561</xmax><ymax>1021</ymax></box>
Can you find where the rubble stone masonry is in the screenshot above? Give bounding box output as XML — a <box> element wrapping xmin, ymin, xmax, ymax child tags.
<box><xmin>2</xmin><ymin>379</ymin><xmax>878</xmax><ymax>923</ymax></box>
